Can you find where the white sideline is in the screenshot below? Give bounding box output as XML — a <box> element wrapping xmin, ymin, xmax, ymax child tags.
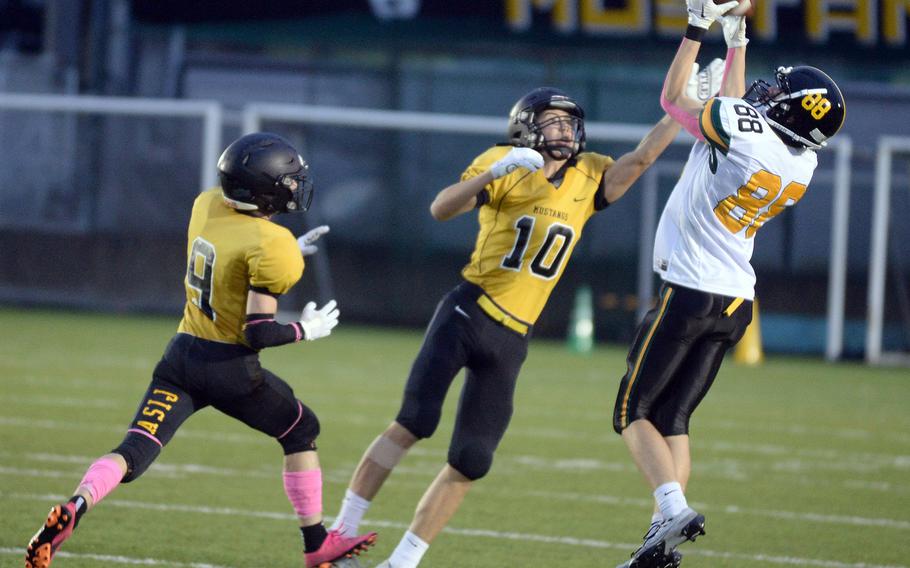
<box><xmin>3</xmin><ymin>492</ymin><xmax>907</xmax><ymax>568</ymax></box>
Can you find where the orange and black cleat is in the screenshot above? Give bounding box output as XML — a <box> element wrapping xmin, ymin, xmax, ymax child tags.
<box><xmin>304</xmin><ymin>529</ymin><xmax>377</xmax><ymax>568</ymax></box>
<box><xmin>25</xmin><ymin>502</ymin><xmax>77</xmax><ymax>568</ymax></box>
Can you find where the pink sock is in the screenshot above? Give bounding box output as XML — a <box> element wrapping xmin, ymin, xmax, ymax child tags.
<box><xmin>283</xmin><ymin>469</ymin><xmax>323</xmax><ymax>519</ymax></box>
<box><xmin>77</xmin><ymin>457</ymin><xmax>124</xmax><ymax>506</ymax></box>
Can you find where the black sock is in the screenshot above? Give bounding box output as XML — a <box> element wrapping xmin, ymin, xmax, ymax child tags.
<box><xmin>68</xmin><ymin>496</ymin><xmax>88</xmax><ymax>528</ymax></box>
<box><xmin>302</xmin><ymin>523</ymin><xmax>328</xmax><ymax>552</ymax></box>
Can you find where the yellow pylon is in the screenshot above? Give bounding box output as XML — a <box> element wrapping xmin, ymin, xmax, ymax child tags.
<box><xmin>733</xmin><ymin>299</ymin><xmax>764</xmax><ymax>365</ymax></box>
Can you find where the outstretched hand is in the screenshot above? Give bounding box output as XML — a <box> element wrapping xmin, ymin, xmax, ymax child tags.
<box><xmin>721</xmin><ymin>12</ymin><xmax>749</xmax><ymax>48</ymax></box>
<box><xmin>686</xmin><ymin>0</ymin><xmax>740</xmax><ymax>29</ymax></box>
<box><xmin>685</xmin><ymin>58</ymin><xmax>725</xmax><ymax>102</ymax></box>
<box><xmin>489</xmin><ymin>147</ymin><xmax>544</xmax><ymax>180</ymax></box>
<box><xmin>297</xmin><ymin>225</ymin><xmax>330</xmax><ymax>257</ymax></box>
<box><xmin>298</xmin><ymin>299</ymin><xmax>340</xmax><ymax>341</ymax></box>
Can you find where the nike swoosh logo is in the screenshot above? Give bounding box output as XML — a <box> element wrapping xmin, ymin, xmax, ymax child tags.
<box><xmin>454</xmin><ymin>305</ymin><xmax>471</xmax><ymax>319</ymax></box>
<box><xmin>573</xmin><ymin>196</ymin><xmax>587</xmax><ymax>202</ymax></box>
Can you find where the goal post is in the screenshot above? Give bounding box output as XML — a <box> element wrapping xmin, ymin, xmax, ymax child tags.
<box><xmin>867</xmin><ymin>136</ymin><xmax>910</xmax><ymax>365</ymax></box>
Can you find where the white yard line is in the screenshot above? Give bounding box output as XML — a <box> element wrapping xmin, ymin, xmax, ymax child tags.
<box><xmin>527</xmin><ymin>491</ymin><xmax>910</xmax><ymax>530</ymax></box>
<box><xmin>4</xmin><ymin>415</ymin><xmax>907</xmax><ymax>480</ymax></box>
<box><xmin>2</xmin><ymin>451</ymin><xmax>909</xmax><ymax>531</ymax></box>
<box><xmin>0</xmin><ymin>547</ymin><xmax>230</xmax><ymax>567</ymax></box>
<box><xmin>4</xmin><ymin>492</ymin><xmax>908</xmax><ymax>568</ymax></box>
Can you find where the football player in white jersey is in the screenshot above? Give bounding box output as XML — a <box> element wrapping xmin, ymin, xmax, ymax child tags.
<box><xmin>611</xmin><ymin>0</ymin><xmax>845</xmax><ymax>566</ymax></box>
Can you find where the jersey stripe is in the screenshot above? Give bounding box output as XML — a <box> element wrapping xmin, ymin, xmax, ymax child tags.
<box><xmin>700</xmin><ymin>99</ymin><xmax>730</xmax><ymax>154</ymax></box>
<box><xmin>619</xmin><ymin>285</ymin><xmax>675</xmax><ymax>429</ymax></box>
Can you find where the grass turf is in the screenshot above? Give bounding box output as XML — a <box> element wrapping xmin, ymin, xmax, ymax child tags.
<box><xmin>1</xmin><ymin>308</ymin><xmax>908</xmax><ymax>567</ymax></box>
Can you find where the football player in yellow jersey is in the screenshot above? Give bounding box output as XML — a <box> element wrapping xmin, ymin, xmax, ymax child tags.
<box><xmin>25</xmin><ymin>133</ymin><xmax>376</xmax><ymax>568</ymax></box>
<box><xmin>324</xmin><ymin>88</ymin><xmax>680</xmax><ymax>567</ymax></box>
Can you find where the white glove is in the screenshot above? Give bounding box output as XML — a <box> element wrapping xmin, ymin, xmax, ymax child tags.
<box><xmin>298</xmin><ymin>299</ymin><xmax>339</xmax><ymax>341</ymax></box>
<box><xmin>685</xmin><ymin>58</ymin><xmax>725</xmax><ymax>102</ymax></box>
<box><xmin>686</xmin><ymin>0</ymin><xmax>740</xmax><ymax>29</ymax></box>
<box><xmin>297</xmin><ymin>225</ymin><xmax>330</xmax><ymax>257</ymax></box>
<box><xmin>721</xmin><ymin>13</ymin><xmax>749</xmax><ymax>47</ymax></box>
<box><xmin>489</xmin><ymin>147</ymin><xmax>544</xmax><ymax>179</ymax></box>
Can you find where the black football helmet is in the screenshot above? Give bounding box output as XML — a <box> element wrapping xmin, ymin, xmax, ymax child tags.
<box><xmin>744</xmin><ymin>66</ymin><xmax>845</xmax><ymax>150</ymax></box>
<box><xmin>217</xmin><ymin>132</ymin><xmax>314</xmax><ymax>215</ymax></box>
<box><xmin>506</xmin><ymin>87</ymin><xmax>586</xmax><ymax>160</ymax></box>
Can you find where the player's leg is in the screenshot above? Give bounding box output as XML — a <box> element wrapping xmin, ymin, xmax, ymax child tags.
<box><xmin>26</xmin><ymin>335</ymin><xmax>200</xmax><ymax>568</ymax></box>
<box><xmin>614</xmin><ymin>285</ymin><xmax>712</xmax><ymax>497</ymax></box>
<box><xmin>332</xmin><ymin>289</ymin><xmax>471</xmax><ymax>537</ymax></box>
<box><xmin>332</xmin><ymin>421</ymin><xmax>417</xmax><ymax>536</ymax></box>
<box><xmin>385</xmin><ymin>313</ymin><xmax>528</xmax><ymax>568</ymax></box>
<box><xmin>619</xmin><ymin>296</ymin><xmax>751</xmax><ymax>567</ymax></box>
<box><xmin>612</xmin><ymin>285</ymin><xmax>716</xmax><ymax>567</ymax></box>
<box><xmin>212</xmin><ymin>357</ymin><xmax>376</xmax><ymax>567</ymax></box>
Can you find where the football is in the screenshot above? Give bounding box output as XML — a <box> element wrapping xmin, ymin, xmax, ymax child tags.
<box><xmin>729</xmin><ymin>0</ymin><xmax>755</xmax><ymax>17</ymax></box>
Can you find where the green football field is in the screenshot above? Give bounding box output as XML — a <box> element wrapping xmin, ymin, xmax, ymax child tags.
<box><xmin>1</xmin><ymin>308</ymin><xmax>908</xmax><ymax>568</ymax></box>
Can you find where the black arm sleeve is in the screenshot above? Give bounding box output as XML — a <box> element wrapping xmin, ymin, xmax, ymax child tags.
<box><xmin>244</xmin><ymin>313</ymin><xmax>303</xmax><ymax>350</ymax></box>
<box><xmin>594</xmin><ymin>177</ymin><xmax>612</xmax><ymax>211</ymax></box>
<box><xmin>249</xmin><ymin>285</ymin><xmax>282</xmax><ymax>299</ymax></box>
<box><xmin>474</xmin><ymin>189</ymin><xmax>490</xmax><ymax>208</ymax></box>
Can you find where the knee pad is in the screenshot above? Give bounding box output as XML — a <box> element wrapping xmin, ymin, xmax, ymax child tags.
<box><xmin>447</xmin><ymin>441</ymin><xmax>495</xmax><ymax>481</ymax></box>
<box><xmin>113</xmin><ymin>432</ymin><xmax>162</xmax><ymax>483</ymax></box>
<box><xmin>278</xmin><ymin>401</ymin><xmax>320</xmax><ymax>455</ymax></box>
<box><xmin>395</xmin><ymin>400</ymin><xmax>441</xmax><ymax>440</ymax></box>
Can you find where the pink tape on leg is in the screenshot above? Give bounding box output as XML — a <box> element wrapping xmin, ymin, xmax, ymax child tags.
<box><xmin>77</xmin><ymin>457</ymin><xmax>124</xmax><ymax>505</ymax></box>
<box><xmin>283</xmin><ymin>469</ymin><xmax>323</xmax><ymax>518</ymax></box>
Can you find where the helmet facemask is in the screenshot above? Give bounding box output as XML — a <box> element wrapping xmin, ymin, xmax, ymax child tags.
<box><xmin>276</xmin><ymin>165</ymin><xmax>315</xmax><ymax>213</ymax></box>
<box><xmin>507</xmin><ymin>88</ymin><xmax>586</xmax><ymax>160</ymax></box>
<box><xmin>532</xmin><ymin>113</ymin><xmax>585</xmax><ymax>160</ymax></box>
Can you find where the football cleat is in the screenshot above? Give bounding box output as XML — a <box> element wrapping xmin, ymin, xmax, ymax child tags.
<box><xmin>304</xmin><ymin>529</ymin><xmax>377</xmax><ymax>568</ymax></box>
<box><xmin>25</xmin><ymin>502</ymin><xmax>77</xmax><ymax>568</ymax></box>
<box><xmin>617</xmin><ymin>508</ymin><xmax>704</xmax><ymax>568</ymax></box>
<box><xmin>616</xmin><ymin>549</ymin><xmax>683</xmax><ymax>568</ymax></box>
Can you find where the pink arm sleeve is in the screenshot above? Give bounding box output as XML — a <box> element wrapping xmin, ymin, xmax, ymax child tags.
<box><xmin>719</xmin><ymin>48</ymin><xmax>736</xmax><ymax>96</ymax></box>
<box><xmin>660</xmin><ymin>90</ymin><xmax>704</xmax><ymax>141</ymax></box>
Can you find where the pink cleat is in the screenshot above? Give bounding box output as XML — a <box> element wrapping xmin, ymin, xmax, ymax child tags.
<box><xmin>25</xmin><ymin>503</ymin><xmax>77</xmax><ymax>568</ymax></box>
<box><xmin>304</xmin><ymin>529</ymin><xmax>377</xmax><ymax>568</ymax></box>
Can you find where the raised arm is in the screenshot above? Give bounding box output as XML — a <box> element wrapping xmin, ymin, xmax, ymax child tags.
<box><xmin>429</xmin><ymin>172</ymin><xmax>493</xmax><ymax>221</ymax></box>
<box><xmin>429</xmin><ymin>147</ymin><xmax>543</xmax><ymax>221</ymax></box>
<box><xmin>600</xmin><ymin>115</ymin><xmax>681</xmax><ymax>204</ymax></box>
<box><xmin>661</xmin><ymin>0</ymin><xmax>739</xmax><ymax>137</ymax></box>
<box><xmin>719</xmin><ymin>13</ymin><xmax>749</xmax><ymax>97</ymax></box>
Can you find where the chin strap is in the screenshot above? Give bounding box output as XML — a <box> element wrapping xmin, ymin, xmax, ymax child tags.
<box><xmin>540</xmin><ymin>143</ymin><xmax>577</xmax><ymax>161</ymax></box>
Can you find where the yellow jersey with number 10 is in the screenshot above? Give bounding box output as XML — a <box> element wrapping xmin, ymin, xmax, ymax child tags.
<box><xmin>460</xmin><ymin>146</ymin><xmax>614</xmax><ymax>325</ymax></box>
<box><xmin>177</xmin><ymin>189</ymin><xmax>304</xmax><ymax>346</ymax></box>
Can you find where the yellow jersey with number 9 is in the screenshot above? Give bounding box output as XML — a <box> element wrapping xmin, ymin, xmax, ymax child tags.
<box><xmin>177</xmin><ymin>189</ymin><xmax>304</xmax><ymax>345</ymax></box>
<box><xmin>460</xmin><ymin>146</ymin><xmax>614</xmax><ymax>325</ymax></box>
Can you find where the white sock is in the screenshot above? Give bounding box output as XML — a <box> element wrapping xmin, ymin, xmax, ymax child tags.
<box><xmin>329</xmin><ymin>489</ymin><xmax>371</xmax><ymax>536</ymax></box>
<box><xmin>387</xmin><ymin>530</ymin><xmax>429</xmax><ymax>568</ymax></box>
<box><xmin>654</xmin><ymin>481</ymin><xmax>688</xmax><ymax>519</ymax></box>
<box><xmin>650</xmin><ymin>511</ymin><xmax>663</xmax><ymax>525</ymax></box>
